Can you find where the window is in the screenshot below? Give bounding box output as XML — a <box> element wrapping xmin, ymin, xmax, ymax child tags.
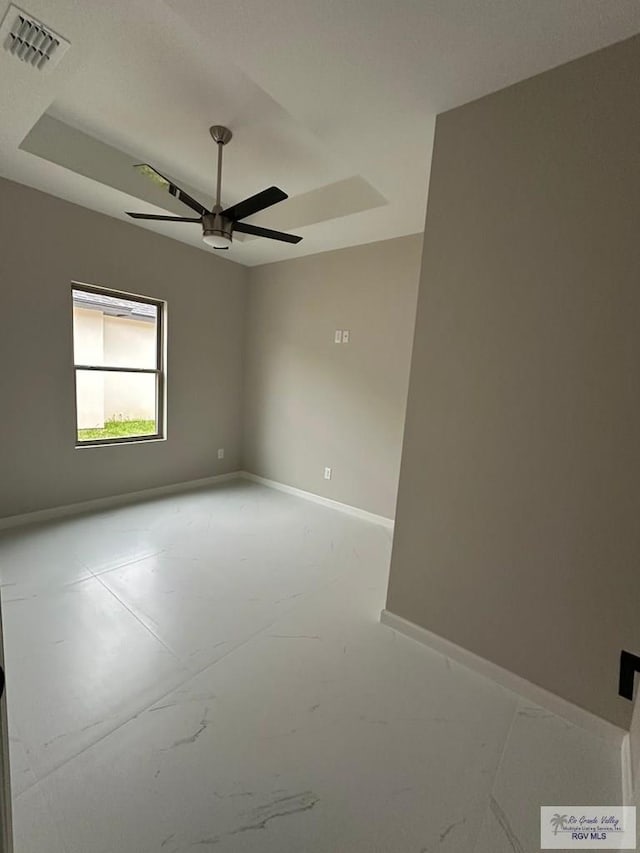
<box><xmin>72</xmin><ymin>284</ymin><xmax>165</xmax><ymax>445</ymax></box>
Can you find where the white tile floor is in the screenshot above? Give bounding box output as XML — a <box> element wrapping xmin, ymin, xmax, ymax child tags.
<box><xmin>0</xmin><ymin>480</ymin><xmax>622</xmax><ymax>852</ymax></box>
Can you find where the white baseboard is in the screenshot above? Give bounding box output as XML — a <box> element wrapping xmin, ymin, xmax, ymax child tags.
<box><xmin>0</xmin><ymin>472</ymin><xmax>393</xmax><ymax>532</ymax></box>
<box><xmin>239</xmin><ymin>471</ymin><xmax>394</xmax><ymax>529</ymax></box>
<box><xmin>0</xmin><ymin>472</ymin><xmax>241</xmax><ymax>531</ymax></box>
<box><xmin>621</xmin><ymin>734</ymin><xmax>634</xmax><ymax>805</ymax></box>
<box><xmin>380</xmin><ymin>609</ymin><xmax>626</xmax><ymax>749</ymax></box>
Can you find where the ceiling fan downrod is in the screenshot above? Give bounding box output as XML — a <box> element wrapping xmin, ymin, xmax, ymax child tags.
<box><xmin>209</xmin><ymin>125</ymin><xmax>233</xmax><ymax>212</ymax></box>
<box><xmin>204</xmin><ymin>125</ymin><xmax>234</xmax><ymax>247</ymax></box>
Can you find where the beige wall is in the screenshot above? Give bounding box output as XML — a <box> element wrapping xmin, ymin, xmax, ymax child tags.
<box><xmin>103</xmin><ymin>314</ymin><xmax>156</xmax><ymax>369</ymax></box>
<box><xmin>73</xmin><ymin>307</ymin><xmax>105</xmax><ymax>428</ymax></box>
<box><xmin>0</xmin><ymin>178</ymin><xmax>246</xmax><ymax>517</ymax></box>
<box><xmin>0</xmin><ymin>179</ymin><xmax>419</xmax><ymax>522</ymax></box>
<box><xmin>386</xmin><ymin>35</ymin><xmax>640</xmax><ymax>728</ymax></box>
<box><xmin>103</xmin><ymin>371</ymin><xmax>156</xmax><ymax>425</ymax></box>
<box><xmin>243</xmin><ymin>235</ymin><xmax>422</xmax><ymax>519</ymax></box>
<box><xmin>631</xmin><ymin>696</ymin><xmax>640</xmax><ymax>804</ymax></box>
<box><xmin>103</xmin><ymin>315</ymin><xmax>156</xmax><ymax>424</ymax></box>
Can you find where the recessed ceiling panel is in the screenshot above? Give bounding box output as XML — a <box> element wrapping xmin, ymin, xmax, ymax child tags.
<box><xmin>20</xmin><ymin>114</ymin><xmax>211</xmax><ymax>217</ymax></box>
<box><xmin>241</xmin><ymin>176</ymin><xmax>387</xmax><ymax>235</ymax></box>
<box><xmin>19</xmin><ymin>112</ymin><xmax>389</xmax><ymax>254</ymax></box>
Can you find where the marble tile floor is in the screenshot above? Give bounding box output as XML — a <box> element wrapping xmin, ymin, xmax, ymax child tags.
<box><xmin>0</xmin><ymin>480</ymin><xmax>622</xmax><ymax>852</ymax></box>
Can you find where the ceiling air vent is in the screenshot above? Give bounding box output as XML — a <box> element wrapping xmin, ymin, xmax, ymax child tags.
<box><xmin>0</xmin><ymin>4</ymin><xmax>69</xmax><ymax>72</ymax></box>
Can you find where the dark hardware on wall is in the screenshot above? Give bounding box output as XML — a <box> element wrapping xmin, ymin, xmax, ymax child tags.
<box><xmin>618</xmin><ymin>650</ymin><xmax>640</xmax><ymax>700</ymax></box>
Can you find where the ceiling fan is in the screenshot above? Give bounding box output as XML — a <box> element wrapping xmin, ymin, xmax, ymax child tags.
<box><xmin>126</xmin><ymin>125</ymin><xmax>302</xmax><ymax>250</ymax></box>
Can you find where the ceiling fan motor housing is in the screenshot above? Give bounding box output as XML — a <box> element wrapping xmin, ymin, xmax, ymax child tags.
<box><xmin>202</xmin><ymin>210</ymin><xmax>233</xmax><ymax>247</ymax></box>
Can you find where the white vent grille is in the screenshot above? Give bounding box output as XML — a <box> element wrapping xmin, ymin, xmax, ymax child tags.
<box><xmin>0</xmin><ymin>4</ymin><xmax>69</xmax><ymax>71</ymax></box>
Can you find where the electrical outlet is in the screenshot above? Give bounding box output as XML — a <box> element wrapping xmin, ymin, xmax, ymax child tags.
<box><xmin>324</xmin><ymin>467</ymin><xmax>332</xmax><ymax>480</ymax></box>
<box><xmin>342</xmin><ymin>330</ymin><xmax>350</xmax><ymax>343</ymax></box>
<box><xmin>334</xmin><ymin>330</ymin><xmax>342</xmax><ymax>344</ymax></box>
<box><xmin>217</xmin><ymin>448</ymin><xmax>225</xmax><ymax>459</ymax></box>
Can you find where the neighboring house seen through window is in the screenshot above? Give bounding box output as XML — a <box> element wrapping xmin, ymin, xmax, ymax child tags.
<box><xmin>72</xmin><ymin>284</ymin><xmax>165</xmax><ymax>445</ymax></box>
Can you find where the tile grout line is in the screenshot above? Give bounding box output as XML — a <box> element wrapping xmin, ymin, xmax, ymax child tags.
<box><xmin>9</xmin><ymin>488</ymin><xmax>392</xmax><ymax>806</ymax></box>
<box><xmin>90</xmin><ymin>570</ymin><xmax>182</xmax><ymax>661</ymax></box>
<box><xmin>470</xmin><ymin>697</ymin><xmax>521</xmax><ymax>852</ymax></box>
<box><xmin>13</xmin><ymin>567</ymin><xmax>342</xmax><ymax>799</ymax></box>
<box><xmin>89</xmin><ymin>548</ymin><xmax>167</xmax><ymax>578</ymax></box>
<box><xmin>14</xmin><ymin>610</ymin><xmax>289</xmax><ymax>798</ymax></box>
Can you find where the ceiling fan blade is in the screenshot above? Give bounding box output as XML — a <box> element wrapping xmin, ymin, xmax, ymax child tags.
<box><xmin>134</xmin><ymin>164</ymin><xmax>209</xmax><ymax>217</ymax></box>
<box><xmin>126</xmin><ymin>212</ymin><xmax>202</xmax><ymax>222</ymax></box>
<box><xmin>234</xmin><ymin>222</ymin><xmax>302</xmax><ymax>244</ymax></box>
<box><xmin>222</xmin><ymin>187</ymin><xmax>287</xmax><ymax>222</ymax></box>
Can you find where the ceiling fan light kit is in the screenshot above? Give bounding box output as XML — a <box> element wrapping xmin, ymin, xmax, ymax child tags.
<box><xmin>202</xmin><ymin>212</ymin><xmax>233</xmax><ymax>250</ymax></box>
<box><xmin>126</xmin><ymin>124</ymin><xmax>302</xmax><ymax>250</ymax></box>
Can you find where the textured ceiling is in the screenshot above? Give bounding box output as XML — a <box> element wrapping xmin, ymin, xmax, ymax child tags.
<box><xmin>1</xmin><ymin>0</ymin><xmax>639</xmax><ymax>266</ymax></box>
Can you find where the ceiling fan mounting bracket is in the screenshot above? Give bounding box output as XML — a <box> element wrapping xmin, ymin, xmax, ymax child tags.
<box><xmin>209</xmin><ymin>125</ymin><xmax>232</xmax><ymax>145</ymax></box>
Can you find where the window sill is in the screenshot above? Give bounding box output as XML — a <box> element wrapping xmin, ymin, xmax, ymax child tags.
<box><xmin>75</xmin><ymin>435</ymin><xmax>166</xmax><ymax>449</ymax></box>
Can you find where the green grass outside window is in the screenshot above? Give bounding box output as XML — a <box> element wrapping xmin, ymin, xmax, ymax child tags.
<box><xmin>77</xmin><ymin>419</ymin><xmax>156</xmax><ymax>442</ymax></box>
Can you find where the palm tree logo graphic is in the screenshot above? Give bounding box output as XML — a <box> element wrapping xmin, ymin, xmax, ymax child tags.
<box><xmin>550</xmin><ymin>814</ymin><xmax>568</xmax><ymax>835</ymax></box>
